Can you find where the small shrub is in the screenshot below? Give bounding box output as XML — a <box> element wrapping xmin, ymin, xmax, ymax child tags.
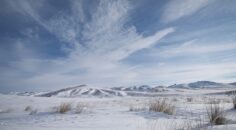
<box><xmin>206</xmin><ymin>103</ymin><xmax>227</xmax><ymax>125</ymax></box>
<box><xmin>232</xmin><ymin>96</ymin><xmax>236</xmax><ymax>109</ymax></box>
<box><xmin>149</xmin><ymin>98</ymin><xmax>175</xmax><ymax>115</ymax></box>
<box><xmin>24</xmin><ymin>106</ymin><xmax>32</xmax><ymax>112</ymax></box>
<box><xmin>57</xmin><ymin>102</ymin><xmax>71</xmax><ymax>114</ymax></box>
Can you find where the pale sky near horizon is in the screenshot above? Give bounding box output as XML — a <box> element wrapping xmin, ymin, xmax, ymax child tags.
<box><xmin>0</xmin><ymin>0</ymin><xmax>236</xmax><ymax>93</ymax></box>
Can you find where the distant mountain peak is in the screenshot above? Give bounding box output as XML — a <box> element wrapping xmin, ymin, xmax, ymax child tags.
<box><xmin>168</xmin><ymin>80</ymin><xmax>232</xmax><ymax>89</ymax></box>
<box><xmin>229</xmin><ymin>82</ymin><xmax>236</xmax><ymax>86</ymax></box>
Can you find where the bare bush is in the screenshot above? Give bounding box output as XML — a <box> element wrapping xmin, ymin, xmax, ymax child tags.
<box><xmin>149</xmin><ymin>98</ymin><xmax>175</xmax><ymax>115</ymax></box>
<box><xmin>57</xmin><ymin>102</ymin><xmax>71</xmax><ymax>114</ymax></box>
<box><xmin>232</xmin><ymin>96</ymin><xmax>236</xmax><ymax>109</ymax></box>
<box><xmin>206</xmin><ymin>103</ymin><xmax>227</xmax><ymax>125</ymax></box>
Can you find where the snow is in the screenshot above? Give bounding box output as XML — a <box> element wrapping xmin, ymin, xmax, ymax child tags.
<box><xmin>1</xmin><ymin>86</ymin><xmax>236</xmax><ymax>130</ymax></box>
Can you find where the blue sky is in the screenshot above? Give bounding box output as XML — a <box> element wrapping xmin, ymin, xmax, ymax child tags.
<box><xmin>1</xmin><ymin>0</ymin><xmax>236</xmax><ymax>93</ymax></box>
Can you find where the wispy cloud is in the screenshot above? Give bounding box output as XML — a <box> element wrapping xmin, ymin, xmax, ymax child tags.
<box><xmin>162</xmin><ymin>0</ymin><xmax>210</xmax><ymax>23</ymax></box>
<box><xmin>1</xmin><ymin>0</ymin><xmax>175</xmax><ymax>91</ymax></box>
<box><xmin>157</xmin><ymin>40</ymin><xmax>236</xmax><ymax>57</ymax></box>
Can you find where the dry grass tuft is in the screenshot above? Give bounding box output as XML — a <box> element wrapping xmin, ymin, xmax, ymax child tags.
<box><xmin>206</xmin><ymin>103</ymin><xmax>227</xmax><ymax>125</ymax></box>
<box><xmin>232</xmin><ymin>96</ymin><xmax>236</xmax><ymax>109</ymax></box>
<box><xmin>75</xmin><ymin>103</ymin><xmax>86</xmax><ymax>114</ymax></box>
<box><xmin>24</xmin><ymin>105</ymin><xmax>37</xmax><ymax>115</ymax></box>
<box><xmin>149</xmin><ymin>98</ymin><xmax>175</xmax><ymax>115</ymax></box>
<box><xmin>24</xmin><ymin>106</ymin><xmax>32</xmax><ymax>112</ymax></box>
<box><xmin>187</xmin><ymin>97</ymin><xmax>193</xmax><ymax>102</ymax></box>
<box><xmin>129</xmin><ymin>105</ymin><xmax>146</xmax><ymax>112</ymax></box>
<box><xmin>29</xmin><ymin>109</ymin><xmax>37</xmax><ymax>115</ymax></box>
<box><xmin>57</xmin><ymin>102</ymin><xmax>72</xmax><ymax>114</ymax></box>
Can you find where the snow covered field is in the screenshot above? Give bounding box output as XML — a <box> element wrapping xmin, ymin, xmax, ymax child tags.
<box><xmin>1</xmin><ymin>85</ymin><xmax>236</xmax><ymax>130</ymax></box>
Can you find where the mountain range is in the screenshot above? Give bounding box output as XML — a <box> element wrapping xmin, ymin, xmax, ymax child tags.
<box><xmin>10</xmin><ymin>81</ymin><xmax>236</xmax><ymax>97</ymax></box>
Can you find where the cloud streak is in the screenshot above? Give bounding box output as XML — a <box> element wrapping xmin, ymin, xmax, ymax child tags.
<box><xmin>0</xmin><ymin>0</ymin><xmax>175</xmax><ymax>92</ymax></box>
<box><xmin>162</xmin><ymin>0</ymin><xmax>210</xmax><ymax>23</ymax></box>
<box><xmin>157</xmin><ymin>41</ymin><xmax>236</xmax><ymax>57</ymax></box>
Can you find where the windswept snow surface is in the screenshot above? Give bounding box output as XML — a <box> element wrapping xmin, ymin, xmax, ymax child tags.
<box><xmin>1</xmin><ymin>81</ymin><xmax>236</xmax><ymax>130</ymax></box>
<box><xmin>0</xmin><ymin>92</ymin><xmax>236</xmax><ymax>130</ymax></box>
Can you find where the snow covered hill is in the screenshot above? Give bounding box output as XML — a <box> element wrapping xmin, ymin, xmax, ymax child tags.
<box><xmin>168</xmin><ymin>81</ymin><xmax>234</xmax><ymax>89</ymax></box>
<box><xmin>11</xmin><ymin>85</ymin><xmax>168</xmax><ymax>97</ymax></box>
<box><xmin>9</xmin><ymin>81</ymin><xmax>236</xmax><ymax>97</ymax></box>
<box><xmin>36</xmin><ymin>85</ymin><xmax>127</xmax><ymax>97</ymax></box>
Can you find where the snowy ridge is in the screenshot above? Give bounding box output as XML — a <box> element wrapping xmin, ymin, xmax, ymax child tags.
<box><xmin>111</xmin><ymin>85</ymin><xmax>168</xmax><ymax>92</ymax></box>
<box><xmin>230</xmin><ymin>82</ymin><xmax>236</xmax><ymax>86</ymax></box>
<box><xmin>9</xmin><ymin>81</ymin><xmax>236</xmax><ymax>97</ymax></box>
<box><xmin>168</xmin><ymin>81</ymin><xmax>234</xmax><ymax>89</ymax></box>
<box><xmin>37</xmin><ymin>85</ymin><xmax>127</xmax><ymax>97</ymax></box>
<box><xmin>9</xmin><ymin>92</ymin><xmax>37</xmax><ymax>96</ymax></box>
<box><xmin>11</xmin><ymin>85</ymin><xmax>168</xmax><ymax>97</ymax></box>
